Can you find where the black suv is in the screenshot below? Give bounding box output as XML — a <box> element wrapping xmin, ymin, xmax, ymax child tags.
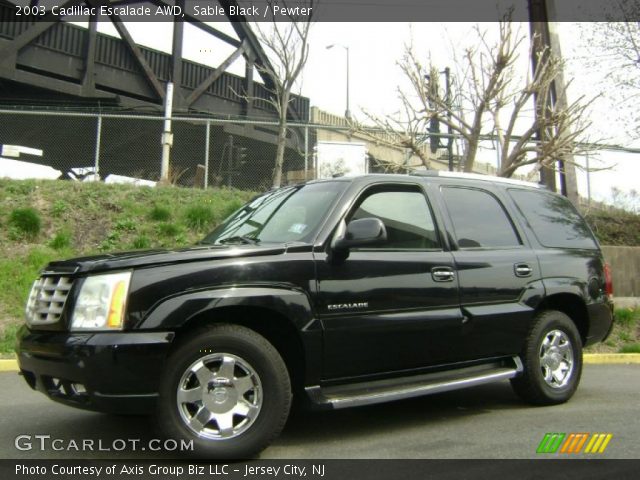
<box><xmin>16</xmin><ymin>172</ymin><xmax>614</xmax><ymax>458</ymax></box>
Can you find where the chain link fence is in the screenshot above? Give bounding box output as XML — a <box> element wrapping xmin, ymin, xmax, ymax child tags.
<box><xmin>0</xmin><ymin>110</ymin><xmax>321</xmax><ymax>191</ymax></box>
<box><xmin>1</xmin><ymin>108</ymin><xmax>477</xmax><ymax>194</ymax></box>
<box><xmin>3</xmin><ymin>109</ymin><xmax>636</xmax><ymax>208</ymax></box>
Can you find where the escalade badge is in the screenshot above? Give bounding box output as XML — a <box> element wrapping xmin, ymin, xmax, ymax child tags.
<box><xmin>327</xmin><ymin>302</ymin><xmax>368</xmax><ymax>311</ymax></box>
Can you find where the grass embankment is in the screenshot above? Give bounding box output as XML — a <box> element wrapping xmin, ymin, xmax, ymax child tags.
<box><xmin>589</xmin><ymin>307</ymin><xmax>640</xmax><ymax>354</ymax></box>
<box><xmin>0</xmin><ymin>179</ymin><xmax>254</xmax><ymax>354</ymax></box>
<box><xmin>584</xmin><ymin>208</ymin><xmax>640</xmax><ymax>247</ymax></box>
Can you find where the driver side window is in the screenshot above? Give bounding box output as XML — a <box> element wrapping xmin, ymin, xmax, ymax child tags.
<box><xmin>349</xmin><ymin>187</ymin><xmax>440</xmax><ymax>250</ymax></box>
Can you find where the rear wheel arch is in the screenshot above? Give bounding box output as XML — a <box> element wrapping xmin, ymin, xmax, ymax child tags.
<box><xmin>535</xmin><ymin>293</ymin><xmax>589</xmax><ymax>344</ymax></box>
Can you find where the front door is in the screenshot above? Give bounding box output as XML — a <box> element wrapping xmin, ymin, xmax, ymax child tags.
<box><xmin>314</xmin><ymin>184</ymin><xmax>463</xmax><ymax>381</ymax></box>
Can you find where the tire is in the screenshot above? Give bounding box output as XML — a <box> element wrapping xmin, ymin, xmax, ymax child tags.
<box><xmin>156</xmin><ymin>324</ymin><xmax>291</xmax><ymax>459</ymax></box>
<box><xmin>511</xmin><ymin>310</ymin><xmax>583</xmax><ymax>405</ymax></box>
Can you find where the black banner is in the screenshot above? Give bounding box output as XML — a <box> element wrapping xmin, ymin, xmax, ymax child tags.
<box><xmin>2</xmin><ymin>459</ymin><xmax>640</xmax><ymax>480</ymax></box>
<box><xmin>2</xmin><ymin>0</ymin><xmax>640</xmax><ymax>22</ymax></box>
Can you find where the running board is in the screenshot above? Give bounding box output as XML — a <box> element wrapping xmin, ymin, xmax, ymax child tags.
<box><xmin>306</xmin><ymin>357</ymin><xmax>523</xmax><ymax>409</ymax></box>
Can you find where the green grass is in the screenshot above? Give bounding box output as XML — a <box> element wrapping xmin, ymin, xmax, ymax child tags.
<box><xmin>157</xmin><ymin>222</ymin><xmax>182</xmax><ymax>237</ymax></box>
<box><xmin>588</xmin><ymin>307</ymin><xmax>640</xmax><ymax>353</ymax></box>
<box><xmin>184</xmin><ymin>205</ymin><xmax>215</xmax><ymax>231</ymax></box>
<box><xmin>149</xmin><ymin>205</ymin><xmax>172</xmax><ymax>222</ymax></box>
<box><xmin>131</xmin><ymin>235</ymin><xmax>151</xmax><ymax>250</ymax></box>
<box><xmin>220</xmin><ymin>199</ymin><xmax>244</xmax><ymax>220</ymax></box>
<box><xmin>0</xmin><ymin>179</ymin><xmax>255</xmax><ymax>346</ymax></box>
<box><xmin>614</xmin><ymin>308</ymin><xmax>638</xmax><ymax>327</ymax></box>
<box><xmin>0</xmin><ymin>247</ymin><xmax>68</xmax><ymax>322</ymax></box>
<box><xmin>619</xmin><ymin>343</ymin><xmax>640</xmax><ymax>353</ymax></box>
<box><xmin>51</xmin><ymin>200</ymin><xmax>68</xmax><ymax>218</ymax></box>
<box><xmin>0</xmin><ymin>324</ymin><xmax>20</xmax><ymax>355</ymax></box>
<box><xmin>48</xmin><ymin>230</ymin><xmax>72</xmax><ymax>250</ymax></box>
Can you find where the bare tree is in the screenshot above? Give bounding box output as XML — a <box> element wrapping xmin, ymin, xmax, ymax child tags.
<box><xmin>355</xmin><ymin>76</ymin><xmax>433</xmax><ymax>169</ymax></box>
<box><xmin>359</xmin><ymin>19</ymin><xmax>595</xmax><ymax>179</ymax></box>
<box><xmin>252</xmin><ymin>1</ymin><xmax>313</xmax><ymax>188</ymax></box>
<box><xmin>579</xmin><ymin>2</ymin><xmax>640</xmax><ymax>138</ymax></box>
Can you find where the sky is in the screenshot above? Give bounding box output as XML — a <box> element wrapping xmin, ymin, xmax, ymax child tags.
<box><xmin>84</xmin><ymin>20</ymin><xmax>639</xmax><ymax>205</ymax></box>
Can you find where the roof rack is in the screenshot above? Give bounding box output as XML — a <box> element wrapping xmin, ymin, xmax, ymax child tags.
<box><xmin>411</xmin><ymin>170</ymin><xmax>544</xmax><ymax>189</ymax></box>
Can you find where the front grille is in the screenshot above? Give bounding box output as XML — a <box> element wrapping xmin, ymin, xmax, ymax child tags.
<box><xmin>25</xmin><ymin>276</ymin><xmax>74</xmax><ymax>326</ymax></box>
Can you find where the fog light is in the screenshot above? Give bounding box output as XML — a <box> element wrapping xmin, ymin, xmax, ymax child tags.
<box><xmin>71</xmin><ymin>383</ymin><xmax>86</xmax><ymax>395</ymax></box>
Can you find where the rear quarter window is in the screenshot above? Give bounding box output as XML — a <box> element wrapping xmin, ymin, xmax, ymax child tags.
<box><xmin>508</xmin><ymin>189</ymin><xmax>598</xmax><ymax>249</ymax></box>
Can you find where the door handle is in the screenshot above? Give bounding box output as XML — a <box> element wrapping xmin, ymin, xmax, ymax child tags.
<box><xmin>514</xmin><ymin>263</ymin><xmax>533</xmax><ymax>278</ymax></box>
<box><xmin>431</xmin><ymin>267</ymin><xmax>455</xmax><ymax>282</ymax></box>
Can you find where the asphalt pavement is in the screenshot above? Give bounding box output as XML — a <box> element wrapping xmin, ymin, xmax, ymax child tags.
<box><xmin>0</xmin><ymin>365</ymin><xmax>637</xmax><ymax>459</ymax></box>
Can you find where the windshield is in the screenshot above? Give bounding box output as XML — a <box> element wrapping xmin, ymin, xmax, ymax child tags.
<box><xmin>201</xmin><ymin>182</ymin><xmax>347</xmax><ymax>245</ymax></box>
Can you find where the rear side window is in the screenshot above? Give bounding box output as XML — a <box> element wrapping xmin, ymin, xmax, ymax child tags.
<box><xmin>508</xmin><ymin>189</ymin><xmax>597</xmax><ymax>249</ymax></box>
<box><xmin>441</xmin><ymin>187</ymin><xmax>521</xmax><ymax>248</ymax></box>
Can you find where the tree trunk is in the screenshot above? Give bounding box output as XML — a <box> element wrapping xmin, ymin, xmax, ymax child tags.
<box><xmin>272</xmin><ymin>106</ymin><xmax>289</xmax><ymax>188</ymax></box>
<box><xmin>463</xmin><ymin>137</ymin><xmax>479</xmax><ymax>172</ymax></box>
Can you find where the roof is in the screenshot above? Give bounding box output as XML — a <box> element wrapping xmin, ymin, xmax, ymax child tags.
<box><xmin>306</xmin><ymin>172</ymin><xmax>545</xmax><ymax>189</ymax></box>
<box><xmin>411</xmin><ymin>171</ymin><xmax>545</xmax><ymax>189</ymax></box>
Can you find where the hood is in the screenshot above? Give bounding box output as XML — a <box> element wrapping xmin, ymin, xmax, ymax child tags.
<box><xmin>45</xmin><ymin>243</ymin><xmax>289</xmax><ymax>275</ymax></box>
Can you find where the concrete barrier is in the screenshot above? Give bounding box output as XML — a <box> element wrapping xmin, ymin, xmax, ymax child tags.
<box><xmin>601</xmin><ymin>246</ymin><xmax>640</xmax><ymax>298</ymax></box>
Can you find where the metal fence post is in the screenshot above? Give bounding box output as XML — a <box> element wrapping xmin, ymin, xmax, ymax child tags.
<box><xmin>94</xmin><ymin>114</ymin><xmax>102</xmax><ymax>177</ymax></box>
<box><xmin>204</xmin><ymin>120</ymin><xmax>211</xmax><ymax>189</ymax></box>
<box><xmin>304</xmin><ymin>125</ymin><xmax>309</xmax><ymax>181</ymax></box>
<box><xmin>586</xmin><ymin>153</ymin><xmax>591</xmax><ymax>208</ymax></box>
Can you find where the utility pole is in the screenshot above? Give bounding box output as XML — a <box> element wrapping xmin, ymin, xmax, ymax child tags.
<box><xmin>528</xmin><ymin>0</ymin><xmax>579</xmax><ymax>205</ymax></box>
<box><xmin>444</xmin><ymin>67</ymin><xmax>454</xmax><ymax>171</ymax></box>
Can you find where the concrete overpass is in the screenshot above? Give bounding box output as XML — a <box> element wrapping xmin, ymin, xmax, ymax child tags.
<box><xmin>310</xmin><ymin>107</ymin><xmax>506</xmax><ymax>177</ymax></box>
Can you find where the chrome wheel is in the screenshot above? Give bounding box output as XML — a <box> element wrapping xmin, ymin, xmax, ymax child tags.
<box><xmin>539</xmin><ymin>329</ymin><xmax>574</xmax><ymax>388</ymax></box>
<box><xmin>177</xmin><ymin>353</ymin><xmax>262</xmax><ymax>440</ymax></box>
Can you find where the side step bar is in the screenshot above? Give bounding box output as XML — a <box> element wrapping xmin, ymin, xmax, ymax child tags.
<box><xmin>306</xmin><ymin>357</ymin><xmax>523</xmax><ymax>409</ymax></box>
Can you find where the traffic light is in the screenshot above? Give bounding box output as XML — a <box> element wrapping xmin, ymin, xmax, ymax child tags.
<box><xmin>429</xmin><ymin>116</ymin><xmax>440</xmax><ymax>154</ymax></box>
<box><xmin>234</xmin><ymin>146</ymin><xmax>248</xmax><ymax>166</ymax></box>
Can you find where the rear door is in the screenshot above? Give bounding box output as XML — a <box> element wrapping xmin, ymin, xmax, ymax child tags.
<box><xmin>436</xmin><ymin>184</ymin><xmax>542</xmax><ymax>360</ymax></box>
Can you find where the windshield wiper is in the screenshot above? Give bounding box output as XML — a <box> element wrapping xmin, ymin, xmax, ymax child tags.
<box><xmin>217</xmin><ymin>236</ymin><xmax>260</xmax><ymax>245</ymax></box>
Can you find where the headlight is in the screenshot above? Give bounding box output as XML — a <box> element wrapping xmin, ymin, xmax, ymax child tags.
<box><xmin>70</xmin><ymin>272</ymin><xmax>131</xmax><ymax>331</ymax></box>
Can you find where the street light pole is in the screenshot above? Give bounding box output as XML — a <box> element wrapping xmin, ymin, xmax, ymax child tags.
<box><xmin>326</xmin><ymin>44</ymin><xmax>351</xmax><ymax>119</ymax></box>
<box><xmin>345</xmin><ymin>46</ymin><xmax>351</xmax><ymax>120</ymax></box>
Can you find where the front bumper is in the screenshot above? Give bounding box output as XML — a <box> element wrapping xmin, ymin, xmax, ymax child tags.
<box><xmin>16</xmin><ymin>326</ymin><xmax>174</xmax><ymax>415</ymax></box>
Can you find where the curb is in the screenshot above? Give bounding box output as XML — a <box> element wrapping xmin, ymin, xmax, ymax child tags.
<box><xmin>0</xmin><ymin>354</ymin><xmax>639</xmax><ymax>373</ymax></box>
<box><xmin>0</xmin><ymin>359</ymin><xmax>18</xmax><ymax>372</ymax></box>
<box><xmin>583</xmin><ymin>353</ymin><xmax>640</xmax><ymax>364</ymax></box>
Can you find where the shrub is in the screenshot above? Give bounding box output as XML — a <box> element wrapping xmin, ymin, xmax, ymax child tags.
<box><xmin>185</xmin><ymin>205</ymin><xmax>214</xmax><ymax>231</ymax></box>
<box><xmin>157</xmin><ymin>223</ymin><xmax>181</xmax><ymax>237</ymax></box>
<box><xmin>99</xmin><ymin>231</ymin><xmax>120</xmax><ymax>252</ymax></box>
<box><xmin>149</xmin><ymin>205</ymin><xmax>171</xmax><ymax>221</ymax></box>
<box><xmin>132</xmin><ymin>235</ymin><xmax>151</xmax><ymax>249</ymax></box>
<box><xmin>51</xmin><ymin>200</ymin><xmax>68</xmax><ymax>218</ymax></box>
<box><xmin>114</xmin><ymin>218</ymin><xmax>136</xmax><ymax>232</ymax></box>
<box><xmin>619</xmin><ymin>343</ymin><xmax>640</xmax><ymax>354</ymax></box>
<box><xmin>48</xmin><ymin>230</ymin><xmax>72</xmax><ymax>250</ymax></box>
<box><xmin>8</xmin><ymin>208</ymin><xmax>41</xmax><ymax>238</ymax></box>
<box><xmin>614</xmin><ymin>308</ymin><xmax>638</xmax><ymax>328</ymax></box>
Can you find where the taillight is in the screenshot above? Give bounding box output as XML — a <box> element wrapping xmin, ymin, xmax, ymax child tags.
<box><xmin>604</xmin><ymin>263</ymin><xmax>613</xmax><ymax>297</ymax></box>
